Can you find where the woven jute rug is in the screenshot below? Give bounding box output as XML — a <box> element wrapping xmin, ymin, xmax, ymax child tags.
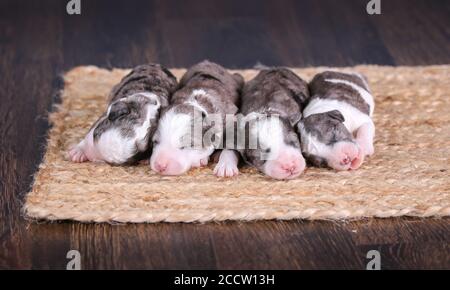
<box><xmin>23</xmin><ymin>65</ymin><xmax>450</xmax><ymax>223</ymax></box>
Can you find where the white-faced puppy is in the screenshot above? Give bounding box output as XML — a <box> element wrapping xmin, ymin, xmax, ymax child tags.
<box><xmin>150</xmin><ymin>60</ymin><xmax>243</xmax><ymax>176</ymax></box>
<box><xmin>239</xmin><ymin>68</ymin><xmax>309</xmax><ymax>180</ymax></box>
<box><xmin>68</xmin><ymin>64</ymin><xmax>178</xmax><ymax>165</ymax></box>
<box><xmin>297</xmin><ymin>71</ymin><xmax>375</xmax><ymax>171</ymax></box>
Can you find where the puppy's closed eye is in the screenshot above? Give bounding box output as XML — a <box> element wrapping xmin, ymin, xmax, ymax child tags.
<box><xmin>326</xmin><ymin>110</ymin><xmax>345</xmax><ymax>122</ymax></box>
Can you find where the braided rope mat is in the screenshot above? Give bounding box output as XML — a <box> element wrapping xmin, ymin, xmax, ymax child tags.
<box><xmin>24</xmin><ymin>65</ymin><xmax>450</xmax><ymax>223</ymax></box>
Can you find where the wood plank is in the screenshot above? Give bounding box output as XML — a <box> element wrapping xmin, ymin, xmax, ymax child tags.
<box><xmin>371</xmin><ymin>0</ymin><xmax>450</xmax><ymax>65</ymax></box>
<box><xmin>0</xmin><ymin>0</ymin><xmax>67</xmax><ymax>269</ymax></box>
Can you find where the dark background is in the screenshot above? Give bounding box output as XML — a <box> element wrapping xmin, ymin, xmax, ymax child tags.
<box><xmin>0</xmin><ymin>0</ymin><xmax>449</xmax><ymax>269</ymax></box>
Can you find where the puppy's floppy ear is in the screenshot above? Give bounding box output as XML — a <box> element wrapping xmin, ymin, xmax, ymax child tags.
<box><xmin>326</xmin><ymin>110</ymin><xmax>345</xmax><ymax>122</ymax></box>
<box><xmin>108</xmin><ymin>101</ymin><xmax>130</xmax><ymax>121</ymax></box>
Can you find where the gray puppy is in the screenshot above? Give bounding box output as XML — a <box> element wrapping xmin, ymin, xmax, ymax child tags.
<box><xmin>150</xmin><ymin>60</ymin><xmax>244</xmax><ymax>176</ymax></box>
<box><xmin>297</xmin><ymin>71</ymin><xmax>375</xmax><ymax>171</ymax></box>
<box><xmin>69</xmin><ymin>64</ymin><xmax>178</xmax><ymax>165</ymax></box>
<box><xmin>239</xmin><ymin>68</ymin><xmax>309</xmax><ymax>180</ymax></box>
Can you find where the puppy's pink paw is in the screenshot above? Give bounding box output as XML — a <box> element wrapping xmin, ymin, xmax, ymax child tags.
<box><xmin>357</xmin><ymin>139</ymin><xmax>374</xmax><ymax>157</ymax></box>
<box><xmin>213</xmin><ymin>162</ymin><xmax>239</xmax><ymax>177</ymax></box>
<box><xmin>350</xmin><ymin>147</ymin><xmax>365</xmax><ymax>170</ymax></box>
<box><xmin>200</xmin><ymin>157</ymin><xmax>209</xmax><ymax>167</ymax></box>
<box><xmin>364</xmin><ymin>144</ymin><xmax>375</xmax><ymax>156</ymax></box>
<box><xmin>192</xmin><ymin>156</ymin><xmax>209</xmax><ymax>168</ymax></box>
<box><xmin>69</xmin><ymin>146</ymin><xmax>88</xmax><ymax>163</ymax></box>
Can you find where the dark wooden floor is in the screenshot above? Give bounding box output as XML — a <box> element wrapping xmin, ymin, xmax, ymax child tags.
<box><xmin>0</xmin><ymin>0</ymin><xmax>449</xmax><ymax>270</ymax></box>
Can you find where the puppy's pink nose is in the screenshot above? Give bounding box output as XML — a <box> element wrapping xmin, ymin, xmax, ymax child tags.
<box><xmin>155</xmin><ymin>161</ymin><xmax>168</xmax><ymax>172</ymax></box>
<box><xmin>281</xmin><ymin>162</ymin><xmax>297</xmax><ymax>173</ymax></box>
<box><xmin>341</xmin><ymin>156</ymin><xmax>352</xmax><ymax>165</ymax></box>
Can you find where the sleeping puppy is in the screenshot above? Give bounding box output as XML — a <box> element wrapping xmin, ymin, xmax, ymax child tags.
<box><xmin>68</xmin><ymin>64</ymin><xmax>178</xmax><ymax>165</ymax></box>
<box><xmin>297</xmin><ymin>71</ymin><xmax>375</xmax><ymax>171</ymax></box>
<box><xmin>150</xmin><ymin>60</ymin><xmax>244</xmax><ymax>176</ymax></box>
<box><xmin>239</xmin><ymin>68</ymin><xmax>309</xmax><ymax>180</ymax></box>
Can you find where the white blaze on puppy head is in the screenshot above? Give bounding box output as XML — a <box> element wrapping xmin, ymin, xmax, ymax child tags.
<box><xmin>150</xmin><ymin>105</ymin><xmax>214</xmax><ymax>175</ymax></box>
<box><xmin>69</xmin><ymin>92</ymin><xmax>162</xmax><ymax>165</ymax></box>
<box><xmin>240</xmin><ymin>113</ymin><xmax>306</xmax><ymax>180</ymax></box>
<box><xmin>298</xmin><ymin>71</ymin><xmax>375</xmax><ymax>171</ymax></box>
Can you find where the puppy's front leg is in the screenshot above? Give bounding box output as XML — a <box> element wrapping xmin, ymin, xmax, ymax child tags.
<box><xmin>355</xmin><ymin>121</ymin><xmax>375</xmax><ymax>156</ymax></box>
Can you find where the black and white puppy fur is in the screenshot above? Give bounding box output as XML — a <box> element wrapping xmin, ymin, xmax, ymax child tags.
<box><xmin>69</xmin><ymin>64</ymin><xmax>178</xmax><ymax>165</ymax></box>
<box><xmin>297</xmin><ymin>71</ymin><xmax>375</xmax><ymax>171</ymax></box>
<box><xmin>239</xmin><ymin>68</ymin><xmax>309</xmax><ymax>180</ymax></box>
<box><xmin>150</xmin><ymin>60</ymin><xmax>244</xmax><ymax>176</ymax></box>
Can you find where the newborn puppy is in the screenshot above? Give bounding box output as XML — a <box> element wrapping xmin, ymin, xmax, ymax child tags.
<box><xmin>150</xmin><ymin>60</ymin><xmax>243</xmax><ymax>176</ymax></box>
<box><xmin>239</xmin><ymin>68</ymin><xmax>309</xmax><ymax>180</ymax></box>
<box><xmin>68</xmin><ymin>64</ymin><xmax>178</xmax><ymax>165</ymax></box>
<box><xmin>297</xmin><ymin>71</ymin><xmax>375</xmax><ymax>171</ymax></box>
